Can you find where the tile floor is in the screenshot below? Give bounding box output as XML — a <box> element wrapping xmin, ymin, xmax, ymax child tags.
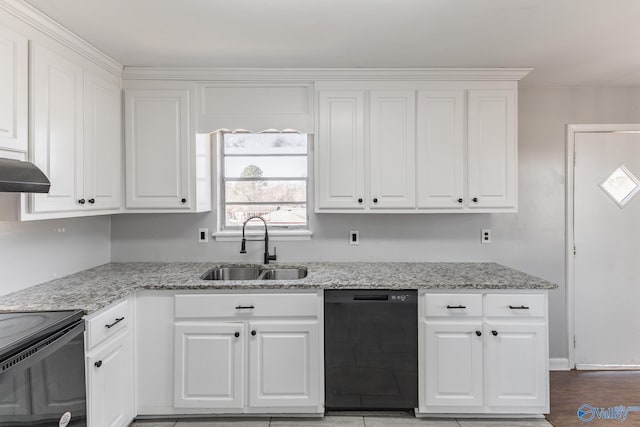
<box><xmin>130</xmin><ymin>414</ymin><xmax>552</xmax><ymax>427</ymax></box>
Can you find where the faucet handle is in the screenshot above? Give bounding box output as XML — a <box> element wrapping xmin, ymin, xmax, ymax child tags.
<box><xmin>269</xmin><ymin>246</ymin><xmax>277</xmax><ymax>261</ymax></box>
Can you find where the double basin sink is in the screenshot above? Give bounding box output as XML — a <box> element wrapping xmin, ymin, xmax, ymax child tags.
<box><xmin>201</xmin><ymin>266</ymin><xmax>307</xmax><ymax>281</ymax></box>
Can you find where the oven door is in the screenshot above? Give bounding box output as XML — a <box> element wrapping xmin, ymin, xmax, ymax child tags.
<box><xmin>0</xmin><ymin>321</ymin><xmax>86</xmax><ymax>426</ymax></box>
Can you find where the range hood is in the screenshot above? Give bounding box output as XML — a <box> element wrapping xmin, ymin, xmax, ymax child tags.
<box><xmin>0</xmin><ymin>158</ymin><xmax>50</xmax><ymax>193</ymax></box>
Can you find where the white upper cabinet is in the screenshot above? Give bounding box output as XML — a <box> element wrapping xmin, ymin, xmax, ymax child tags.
<box><xmin>124</xmin><ymin>85</ymin><xmax>211</xmax><ymax>212</ymax></box>
<box><xmin>29</xmin><ymin>44</ymin><xmax>123</xmax><ymax>217</ymax></box>
<box><xmin>467</xmin><ymin>89</ymin><xmax>517</xmax><ymax>209</ymax></box>
<box><xmin>30</xmin><ymin>44</ymin><xmax>84</xmax><ymax>213</ymax></box>
<box><xmin>369</xmin><ymin>91</ymin><xmax>416</xmax><ymax>209</ymax></box>
<box><xmin>316</xmin><ymin>91</ymin><xmax>365</xmax><ymax>209</ymax></box>
<box><xmin>83</xmin><ymin>72</ymin><xmax>122</xmax><ymax>212</ymax></box>
<box><xmin>315</xmin><ymin>82</ymin><xmax>519</xmax><ymax>213</ymax></box>
<box><xmin>0</xmin><ymin>26</ymin><xmax>27</xmax><ymax>157</ymax></box>
<box><xmin>416</xmin><ymin>90</ymin><xmax>465</xmax><ymax>209</ymax></box>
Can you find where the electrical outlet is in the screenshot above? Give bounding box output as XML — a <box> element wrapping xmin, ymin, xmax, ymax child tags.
<box><xmin>349</xmin><ymin>230</ymin><xmax>360</xmax><ymax>245</ymax></box>
<box><xmin>481</xmin><ymin>229</ymin><xmax>492</xmax><ymax>244</ymax></box>
<box><xmin>198</xmin><ymin>228</ymin><xmax>209</xmax><ymax>243</ymax></box>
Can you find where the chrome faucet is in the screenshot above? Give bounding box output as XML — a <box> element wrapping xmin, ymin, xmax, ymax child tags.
<box><xmin>240</xmin><ymin>216</ymin><xmax>277</xmax><ymax>264</ymax></box>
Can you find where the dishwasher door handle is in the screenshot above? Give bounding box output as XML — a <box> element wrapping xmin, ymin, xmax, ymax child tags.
<box><xmin>353</xmin><ymin>295</ymin><xmax>389</xmax><ymax>301</ymax></box>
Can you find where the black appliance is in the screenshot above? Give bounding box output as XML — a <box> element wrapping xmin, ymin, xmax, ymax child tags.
<box><xmin>0</xmin><ymin>158</ymin><xmax>51</xmax><ymax>193</ymax></box>
<box><xmin>0</xmin><ymin>310</ymin><xmax>86</xmax><ymax>426</ymax></box>
<box><xmin>324</xmin><ymin>289</ymin><xmax>418</xmax><ymax>410</ymax></box>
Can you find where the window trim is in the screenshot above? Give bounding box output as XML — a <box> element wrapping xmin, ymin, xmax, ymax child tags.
<box><xmin>215</xmin><ymin>131</ymin><xmax>312</xmax><ymax>239</ymax></box>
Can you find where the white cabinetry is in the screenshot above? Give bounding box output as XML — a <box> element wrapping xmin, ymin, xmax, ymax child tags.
<box><xmin>124</xmin><ymin>84</ymin><xmax>211</xmax><ymax>212</ymax></box>
<box><xmin>419</xmin><ymin>291</ymin><xmax>549</xmax><ymax>415</ymax></box>
<box><xmin>29</xmin><ymin>43</ymin><xmax>122</xmax><ymax>217</ymax></box>
<box><xmin>0</xmin><ymin>25</ymin><xmax>27</xmax><ymax>157</ymax></box>
<box><xmin>85</xmin><ymin>297</ymin><xmax>134</xmax><ymax>427</ymax></box>
<box><xmin>316</xmin><ymin>82</ymin><xmax>519</xmax><ymax>213</ymax></box>
<box><xmin>467</xmin><ymin>90</ymin><xmax>517</xmax><ymax>209</ymax></box>
<box><xmin>172</xmin><ymin>292</ymin><xmax>323</xmax><ymax>414</ymax></box>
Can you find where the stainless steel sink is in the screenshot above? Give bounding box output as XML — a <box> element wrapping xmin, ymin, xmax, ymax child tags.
<box><xmin>259</xmin><ymin>268</ymin><xmax>308</xmax><ymax>280</ymax></box>
<box><xmin>200</xmin><ymin>267</ymin><xmax>262</xmax><ymax>280</ymax></box>
<box><xmin>200</xmin><ymin>266</ymin><xmax>307</xmax><ymax>281</ymax></box>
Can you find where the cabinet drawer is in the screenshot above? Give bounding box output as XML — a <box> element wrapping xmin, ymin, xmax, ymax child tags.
<box><xmin>485</xmin><ymin>294</ymin><xmax>545</xmax><ymax>318</ymax></box>
<box><xmin>175</xmin><ymin>293</ymin><xmax>319</xmax><ymax>318</ymax></box>
<box><xmin>424</xmin><ymin>294</ymin><xmax>482</xmax><ymax>317</ymax></box>
<box><xmin>86</xmin><ymin>298</ymin><xmax>130</xmax><ymax>350</ymax></box>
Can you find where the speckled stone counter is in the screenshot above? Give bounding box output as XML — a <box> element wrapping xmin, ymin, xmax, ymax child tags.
<box><xmin>0</xmin><ymin>262</ymin><xmax>557</xmax><ymax>314</ymax></box>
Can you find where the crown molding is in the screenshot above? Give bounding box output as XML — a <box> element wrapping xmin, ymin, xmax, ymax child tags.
<box><xmin>0</xmin><ymin>0</ymin><xmax>123</xmax><ymax>76</ymax></box>
<box><xmin>123</xmin><ymin>67</ymin><xmax>532</xmax><ymax>82</ymax></box>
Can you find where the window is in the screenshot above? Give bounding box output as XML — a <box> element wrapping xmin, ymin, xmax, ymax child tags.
<box><xmin>220</xmin><ymin>132</ymin><xmax>309</xmax><ymax>231</ymax></box>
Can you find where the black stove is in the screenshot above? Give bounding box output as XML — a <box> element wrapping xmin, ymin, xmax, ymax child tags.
<box><xmin>0</xmin><ymin>310</ymin><xmax>87</xmax><ymax>426</ymax></box>
<box><xmin>0</xmin><ymin>310</ymin><xmax>84</xmax><ymax>360</ymax></box>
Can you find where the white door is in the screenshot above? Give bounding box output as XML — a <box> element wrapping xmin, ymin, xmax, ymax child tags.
<box><xmin>174</xmin><ymin>322</ymin><xmax>245</xmax><ymax>408</ymax></box>
<box><xmin>125</xmin><ymin>89</ymin><xmax>191</xmax><ymax>209</ymax></box>
<box><xmin>83</xmin><ymin>72</ymin><xmax>121</xmax><ymax>211</ymax></box>
<box><xmin>316</xmin><ymin>91</ymin><xmax>365</xmax><ymax>210</ymax></box>
<box><xmin>574</xmin><ymin>131</ymin><xmax>640</xmax><ymax>367</ymax></box>
<box><xmin>484</xmin><ymin>322</ymin><xmax>547</xmax><ymax>409</ymax></box>
<box><xmin>416</xmin><ymin>90</ymin><xmax>465</xmax><ymax>209</ymax></box>
<box><xmin>369</xmin><ymin>91</ymin><xmax>416</xmax><ymax>209</ymax></box>
<box><xmin>0</xmin><ymin>26</ymin><xmax>27</xmax><ymax>154</ymax></box>
<box><xmin>87</xmin><ymin>331</ymin><xmax>134</xmax><ymax>427</ymax></box>
<box><xmin>30</xmin><ymin>44</ymin><xmax>84</xmax><ymax>213</ymax></box>
<box><xmin>423</xmin><ymin>320</ymin><xmax>483</xmax><ymax>409</ymax></box>
<box><xmin>248</xmin><ymin>321</ymin><xmax>320</xmax><ymax>408</ymax></box>
<box><xmin>467</xmin><ymin>89</ymin><xmax>517</xmax><ymax>209</ymax></box>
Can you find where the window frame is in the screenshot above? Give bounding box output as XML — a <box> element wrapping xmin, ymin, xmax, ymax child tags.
<box><xmin>215</xmin><ymin>131</ymin><xmax>312</xmax><ymax>239</ymax></box>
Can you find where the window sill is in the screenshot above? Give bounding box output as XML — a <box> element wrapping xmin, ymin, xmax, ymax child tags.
<box><xmin>212</xmin><ymin>230</ymin><xmax>313</xmax><ymax>242</ymax></box>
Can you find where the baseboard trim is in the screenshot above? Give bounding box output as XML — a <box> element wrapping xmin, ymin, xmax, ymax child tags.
<box><xmin>576</xmin><ymin>364</ymin><xmax>640</xmax><ymax>370</ymax></box>
<box><xmin>549</xmin><ymin>358</ymin><xmax>570</xmax><ymax>371</ymax></box>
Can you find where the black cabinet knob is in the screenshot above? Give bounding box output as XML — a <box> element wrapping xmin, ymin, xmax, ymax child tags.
<box><xmin>78</xmin><ymin>199</ymin><xmax>85</xmax><ymax>204</ymax></box>
<box><xmin>491</xmin><ymin>330</ymin><xmax>498</xmax><ymax>336</ymax></box>
<box><xmin>234</xmin><ymin>332</ymin><xmax>240</xmax><ymax>338</ymax></box>
<box><xmin>251</xmin><ymin>330</ymin><xmax>257</xmax><ymax>336</ymax></box>
<box><xmin>88</xmin><ymin>198</ymin><xmax>95</xmax><ymax>204</ymax></box>
<box><xmin>472</xmin><ymin>197</ymin><xmax>478</xmax><ymax>203</ymax></box>
<box><xmin>94</xmin><ymin>360</ymin><xmax>102</xmax><ymax>368</ymax></box>
<box><xmin>373</xmin><ymin>198</ymin><xmax>378</xmax><ymax>203</ymax></box>
<box><xmin>475</xmin><ymin>331</ymin><xmax>482</xmax><ymax>337</ymax></box>
<box><xmin>358</xmin><ymin>198</ymin><xmax>363</xmax><ymax>203</ymax></box>
<box><xmin>181</xmin><ymin>198</ymin><xmax>187</xmax><ymax>203</ymax></box>
<box><xmin>457</xmin><ymin>198</ymin><xmax>463</xmax><ymax>203</ymax></box>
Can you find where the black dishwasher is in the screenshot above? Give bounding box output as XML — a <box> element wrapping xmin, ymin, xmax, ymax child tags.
<box><xmin>324</xmin><ymin>289</ymin><xmax>417</xmax><ymax>410</ymax></box>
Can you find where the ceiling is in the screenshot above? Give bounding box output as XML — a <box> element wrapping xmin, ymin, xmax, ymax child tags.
<box><xmin>24</xmin><ymin>0</ymin><xmax>640</xmax><ymax>87</ymax></box>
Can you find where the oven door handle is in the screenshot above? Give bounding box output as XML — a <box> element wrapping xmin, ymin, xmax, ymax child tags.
<box><xmin>0</xmin><ymin>321</ymin><xmax>84</xmax><ymax>385</ymax></box>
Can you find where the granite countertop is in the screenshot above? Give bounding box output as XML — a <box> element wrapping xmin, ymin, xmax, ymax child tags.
<box><xmin>0</xmin><ymin>262</ymin><xmax>557</xmax><ymax>314</ymax></box>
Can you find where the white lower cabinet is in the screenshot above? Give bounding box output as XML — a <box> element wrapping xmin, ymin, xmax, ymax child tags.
<box><xmin>174</xmin><ymin>322</ymin><xmax>245</xmax><ymax>409</ymax></box>
<box><xmin>85</xmin><ymin>298</ymin><xmax>134</xmax><ymax>427</ymax></box>
<box><xmin>420</xmin><ymin>291</ymin><xmax>549</xmax><ymax>415</ymax></box>
<box><xmin>169</xmin><ymin>291</ymin><xmax>323</xmax><ymax>415</ymax></box>
<box><xmin>248</xmin><ymin>321</ymin><xmax>320</xmax><ymax>408</ymax></box>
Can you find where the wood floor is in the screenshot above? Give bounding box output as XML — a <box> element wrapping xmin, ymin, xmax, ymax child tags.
<box><xmin>547</xmin><ymin>370</ymin><xmax>640</xmax><ymax>426</ymax></box>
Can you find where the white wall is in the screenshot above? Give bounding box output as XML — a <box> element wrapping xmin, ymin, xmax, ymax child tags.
<box><xmin>110</xmin><ymin>86</ymin><xmax>640</xmax><ymax>360</ymax></box>
<box><xmin>0</xmin><ymin>215</ymin><xmax>111</xmax><ymax>296</ymax></box>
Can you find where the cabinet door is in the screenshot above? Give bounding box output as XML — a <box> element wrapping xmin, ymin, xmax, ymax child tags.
<box><xmin>416</xmin><ymin>90</ymin><xmax>465</xmax><ymax>209</ymax></box>
<box><xmin>248</xmin><ymin>321</ymin><xmax>320</xmax><ymax>408</ymax></box>
<box><xmin>423</xmin><ymin>321</ymin><xmax>483</xmax><ymax>408</ymax></box>
<box><xmin>316</xmin><ymin>91</ymin><xmax>365</xmax><ymax>209</ymax></box>
<box><xmin>30</xmin><ymin>44</ymin><xmax>84</xmax><ymax>213</ymax></box>
<box><xmin>174</xmin><ymin>322</ymin><xmax>245</xmax><ymax>409</ymax></box>
<box><xmin>485</xmin><ymin>322</ymin><xmax>548</xmax><ymax>410</ymax></box>
<box><xmin>0</xmin><ymin>26</ymin><xmax>27</xmax><ymax>154</ymax></box>
<box><xmin>369</xmin><ymin>91</ymin><xmax>416</xmax><ymax>209</ymax></box>
<box><xmin>125</xmin><ymin>89</ymin><xmax>191</xmax><ymax>209</ymax></box>
<box><xmin>467</xmin><ymin>89</ymin><xmax>517</xmax><ymax>209</ymax></box>
<box><xmin>84</xmin><ymin>72</ymin><xmax>121</xmax><ymax>211</ymax></box>
<box><xmin>87</xmin><ymin>330</ymin><xmax>134</xmax><ymax>427</ymax></box>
